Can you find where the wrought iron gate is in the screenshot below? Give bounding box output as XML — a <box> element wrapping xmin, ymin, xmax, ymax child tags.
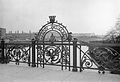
<box><xmin>35</xmin><ymin>16</ymin><xmax>75</xmax><ymax>71</ymax></box>
<box><xmin>0</xmin><ymin>16</ymin><xmax>120</xmax><ymax>73</ymax></box>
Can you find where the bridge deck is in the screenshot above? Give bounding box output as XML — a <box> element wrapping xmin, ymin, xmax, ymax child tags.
<box><xmin>0</xmin><ymin>64</ymin><xmax>120</xmax><ymax>82</ymax></box>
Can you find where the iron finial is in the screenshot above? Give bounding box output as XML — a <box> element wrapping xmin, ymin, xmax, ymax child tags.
<box><xmin>49</xmin><ymin>16</ymin><xmax>56</xmax><ymax>23</ymax></box>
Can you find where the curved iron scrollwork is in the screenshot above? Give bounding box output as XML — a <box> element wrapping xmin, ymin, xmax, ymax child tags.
<box><xmin>44</xmin><ymin>45</ymin><xmax>61</xmax><ymax>64</ymax></box>
<box><xmin>5</xmin><ymin>45</ymin><xmax>30</xmax><ymax>65</ymax></box>
<box><xmin>36</xmin><ymin>16</ymin><xmax>71</xmax><ymax>68</ymax></box>
<box><xmin>37</xmin><ymin>45</ymin><xmax>44</xmax><ymax>63</ymax></box>
<box><xmin>82</xmin><ymin>55</ymin><xmax>93</xmax><ymax>68</ymax></box>
<box><xmin>81</xmin><ymin>50</ymin><xmax>94</xmax><ymax>68</ymax></box>
<box><xmin>77</xmin><ymin>45</ymin><xmax>94</xmax><ymax>69</ymax></box>
<box><xmin>37</xmin><ymin>45</ymin><xmax>70</xmax><ymax>65</ymax></box>
<box><xmin>36</xmin><ymin>16</ymin><xmax>69</xmax><ymax>41</ymax></box>
<box><xmin>62</xmin><ymin>45</ymin><xmax>70</xmax><ymax>65</ymax></box>
<box><xmin>89</xmin><ymin>47</ymin><xmax>120</xmax><ymax>70</ymax></box>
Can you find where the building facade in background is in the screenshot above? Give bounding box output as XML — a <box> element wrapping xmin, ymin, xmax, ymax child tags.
<box><xmin>0</xmin><ymin>28</ymin><xmax>6</xmax><ymax>39</ymax></box>
<box><xmin>2</xmin><ymin>30</ymin><xmax>103</xmax><ymax>42</ymax></box>
<box><xmin>5</xmin><ymin>32</ymin><xmax>35</xmax><ymax>42</ymax></box>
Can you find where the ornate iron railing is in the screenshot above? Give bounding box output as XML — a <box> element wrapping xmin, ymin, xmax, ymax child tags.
<box><xmin>0</xmin><ymin>39</ymin><xmax>120</xmax><ymax>74</ymax></box>
<box><xmin>0</xmin><ymin>16</ymin><xmax>120</xmax><ymax>74</ymax></box>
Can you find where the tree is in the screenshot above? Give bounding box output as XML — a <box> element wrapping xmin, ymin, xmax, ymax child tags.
<box><xmin>104</xmin><ymin>16</ymin><xmax>120</xmax><ymax>43</ymax></box>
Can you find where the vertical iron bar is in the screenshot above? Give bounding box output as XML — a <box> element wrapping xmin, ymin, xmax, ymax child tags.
<box><xmin>61</xmin><ymin>37</ymin><xmax>63</xmax><ymax>70</ymax></box>
<box><xmin>43</xmin><ymin>41</ymin><xmax>45</xmax><ymax>68</ymax></box>
<box><xmin>1</xmin><ymin>39</ymin><xmax>5</xmax><ymax>64</ymax></box>
<box><xmin>37</xmin><ymin>41</ymin><xmax>38</xmax><ymax>67</ymax></box>
<box><xmin>79</xmin><ymin>45</ymin><xmax>82</xmax><ymax>72</ymax></box>
<box><xmin>32</xmin><ymin>39</ymin><xmax>36</xmax><ymax>67</ymax></box>
<box><xmin>65</xmin><ymin>45</ymin><xmax>67</xmax><ymax>70</ymax></box>
<box><xmin>28</xmin><ymin>44</ymin><xmax>31</xmax><ymax>66</ymax></box>
<box><xmin>40</xmin><ymin>44</ymin><xmax>42</xmax><ymax>67</ymax></box>
<box><xmin>72</xmin><ymin>38</ymin><xmax>78</xmax><ymax>72</ymax></box>
<box><xmin>69</xmin><ymin>41</ymin><xmax>70</xmax><ymax>71</ymax></box>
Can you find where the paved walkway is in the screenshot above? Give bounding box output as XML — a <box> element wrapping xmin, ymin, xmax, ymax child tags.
<box><xmin>0</xmin><ymin>64</ymin><xmax>120</xmax><ymax>82</ymax></box>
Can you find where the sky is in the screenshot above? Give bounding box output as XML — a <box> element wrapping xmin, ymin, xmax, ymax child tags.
<box><xmin>0</xmin><ymin>0</ymin><xmax>120</xmax><ymax>35</ymax></box>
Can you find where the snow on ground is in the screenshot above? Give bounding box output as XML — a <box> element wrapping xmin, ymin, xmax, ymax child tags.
<box><xmin>0</xmin><ymin>63</ymin><xmax>120</xmax><ymax>82</ymax></box>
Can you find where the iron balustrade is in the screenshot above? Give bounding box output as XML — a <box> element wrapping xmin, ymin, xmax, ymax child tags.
<box><xmin>0</xmin><ymin>39</ymin><xmax>120</xmax><ymax>74</ymax></box>
<box><xmin>0</xmin><ymin>16</ymin><xmax>120</xmax><ymax>74</ymax></box>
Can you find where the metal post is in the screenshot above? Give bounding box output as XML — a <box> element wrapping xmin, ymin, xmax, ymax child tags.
<box><xmin>32</xmin><ymin>39</ymin><xmax>36</xmax><ymax>67</ymax></box>
<box><xmin>72</xmin><ymin>38</ymin><xmax>78</xmax><ymax>72</ymax></box>
<box><xmin>28</xmin><ymin>45</ymin><xmax>31</xmax><ymax>66</ymax></box>
<box><xmin>1</xmin><ymin>39</ymin><xmax>5</xmax><ymax>64</ymax></box>
<box><xmin>69</xmin><ymin>41</ymin><xmax>71</xmax><ymax>71</ymax></box>
<box><xmin>37</xmin><ymin>42</ymin><xmax>38</xmax><ymax>67</ymax></box>
<box><xmin>68</xmin><ymin>32</ymin><xmax>72</xmax><ymax>71</ymax></box>
<box><xmin>43</xmin><ymin>41</ymin><xmax>45</xmax><ymax>68</ymax></box>
<box><xmin>79</xmin><ymin>45</ymin><xmax>82</xmax><ymax>72</ymax></box>
<box><xmin>61</xmin><ymin>36</ymin><xmax>63</xmax><ymax>70</ymax></box>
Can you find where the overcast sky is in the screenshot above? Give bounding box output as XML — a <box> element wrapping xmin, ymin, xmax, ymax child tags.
<box><xmin>0</xmin><ymin>0</ymin><xmax>120</xmax><ymax>35</ymax></box>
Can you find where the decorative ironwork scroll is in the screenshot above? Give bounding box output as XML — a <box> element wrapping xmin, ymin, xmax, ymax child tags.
<box><xmin>36</xmin><ymin>16</ymin><xmax>69</xmax><ymax>41</ymax></box>
<box><xmin>44</xmin><ymin>45</ymin><xmax>61</xmax><ymax>64</ymax></box>
<box><xmin>37</xmin><ymin>45</ymin><xmax>70</xmax><ymax>65</ymax></box>
<box><xmin>81</xmin><ymin>51</ymin><xmax>94</xmax><ymax>68</ymax></box>
<box><xmin>62</xmin><ymin>45</ymin><xmax>70</xmax><ymax>65</ymax></box>
<box><xmin>5</xmin><ymin>45</ymin><xmax>30</xmax><ymax>65</ymax></box>
<box><xmin>77</xmin><ymin>46</ymin><xmax>95</xmax><ymax>69</ymax></box>
<box><xmin>36</xmin><ymin>16</ymin><xmax>71</xmax><ymax>69</ymax></box>
<box><xmin>89</xmin><ymin>47</ymin><xmax>120</xmax><ymax>70</ymax></box>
